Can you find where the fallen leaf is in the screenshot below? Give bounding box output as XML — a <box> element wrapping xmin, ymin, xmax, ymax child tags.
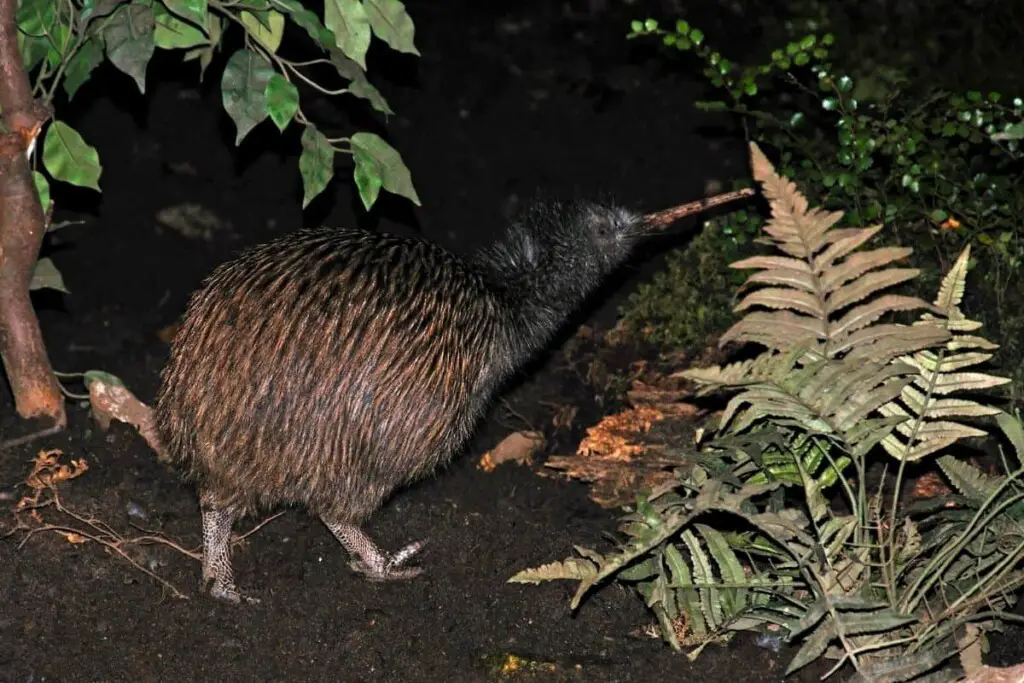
<box><xmin>157</xmin><ymin>321</ymin><xmax>181</xmax><ymax>344</ymax></box>
<box><xmin>478</xmin><ymin>431</ymin><xmax>545</xmax><ymax>472</ymax></box>
<box><xmin>550</xmin><ymin>404</ymin><xmax>578</xmax><ymax>430</ymax></box>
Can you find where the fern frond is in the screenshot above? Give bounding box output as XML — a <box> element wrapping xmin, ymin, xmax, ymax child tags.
<box><xmin>730</xmin><ymin>143</ymin><xmax>934</xmax><ymax>359</ymax></box>
<box><xmin>736</xmin><ymin>288</ymin><xmax>826</xmax><ymax>318</ymax></box>
<box><xmin>875</xmin><ymin>247</ymin><xmax>1009</xmax><ymax>462</ymax></box>
<box><xmin>831</xmin><ymin>295</ymin><xmax>934</xmax><ymax>338</ymax></box>
<box><xmin>934</xmin><ymin>243</ymin><xmax>971</xmax><ymax>312</ymax></box>
<box><xmin>818</xmin><ymin>247</ymin><xmax>915</xmax><ymax>292</ymax></box>
<box><xmin>844</xmin><ymin>325</ymin><xmax>952</xmax><ymax>364</ymax></box>
<box><xmin>935</xmin><ymin>455</ymin><xmax>1005</xmax><ymax>505</ymax></box>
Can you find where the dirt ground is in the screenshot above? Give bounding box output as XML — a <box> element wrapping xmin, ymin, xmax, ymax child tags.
<box><xmin>1</xmin><ymin>2</ymin><xmax>1022</xmax><ymax>682</ymax></box>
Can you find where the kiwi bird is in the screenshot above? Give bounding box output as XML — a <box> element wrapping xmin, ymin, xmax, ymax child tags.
<box><xmin>154</xmin><ymin>197</ymin><xmax>647</xmax><ymax>604</ymax></box>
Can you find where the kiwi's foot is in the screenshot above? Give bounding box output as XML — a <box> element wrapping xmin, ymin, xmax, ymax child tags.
<box><xmin>200</xmin><ymin>504</ymin><xmax>260</xmax><ymax>604</ymax></box>
<box><xmin>323</xmin><ymin>520</ymin><xmax>427</xmax><ymax>582</ymax></box>
<box><xmin>203</xmin><ymin>575</ymin><xmax>262</xmax><ymax>605</ymax></box>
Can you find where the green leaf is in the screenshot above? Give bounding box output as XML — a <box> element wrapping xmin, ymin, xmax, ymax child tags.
<box><xmin>103</xmin><ymin>3</ymin><xmax>156</xmax><ymax>94</ymax></box>
<box><xmin>352</xmin><ymin>145</ymin><xmax>382</xmax><ymax>209</ymax></box>
<box><xmin>162</xmin><ymin>0</ymin><xmax>208</xmax><ymax>30</ymax></box>
<box><xmin>265</xmin><ymin>73</ymin><xmax>299</xmax><ymax>131</ymax></box>
<box><xmin>30</xmin><ymin>258</ymin><xmax>68</xmax><ymax>293</ymax></box>
<box><xmin>16</xmin><ymin>0</ymin><xmax>67</xmax><ymax>70</ymax></box>
<box><xmin>62</xmin><ymin>37</ymin><xmax>104</xmax><ymax>100</ymax></box>
<box><xmin>329</xmin><ymin>51</ymin><xmax>393</xmax><ymax>115</ymax></box>
<box><xmin>42</xmin><ymin>121</ymin><xmax>102</xmax><ymax>191</ymax></box>
<box><xmin>80</xmin><ymin>0</ymin><xmax>128</xmax><ymax>23</ymax></box>
<box><xmin>181</xmin><ymin>14</ymin><xmax>221</xmax><ymax>80</ymax></box>
<box><xmin>83</xmin><ymin>370</ymin><xmax>127</xmax><ymax>389</ymax></box>
<box><xmin>325</xmin><ymin>0</ymin><xmax>371</xmax><ymax>69</ymax></box>
<box><xmin>363</xmin><ymin>0</ymin><xmax>419</xmax><ymax>56</ymax></box>
<box><xmin>995</xmin><ymin>411</ymin><xmax>1024</xmax><ymax>467</ymax></box>
<box><xmin>241</xmin><ymin>9</ymin><xmax>285</xmax><ymax>53</ymax></box>
<box><xmin>272</xmin><ymin>0</ymin><xmax>335</xmax><ymax>47</ymax></box>
<box><xmin>299</xmin><ymin>125</ymin><xmax>335</xmax><ymax>208</ymax></box>
<box><xmin>221</xmin><ymin>48</ymin><xmax>274</xmax><ymax>145</ymax></box>
<box><xmin>32</xmin><ymin>171</ymin><xmax>50</xmax><ymax>212</ymax></box>
<box><xmin>17</xmin><ymin>32</ymin><xmax>48</xmax><ymax>75</ymax></box>
<box><xmin>348</xmin><ymin>75</ymin><xmax>393</xmax><ymax>115</ymax></box>
<box><xmin>351</xmin><ymin>131</ymin><xmax>420</xmax><ymax>209</ymax></box>
<box><xmin>154</xmin><ymin>3</ymin><xmax>209</xmax><ymax>49</ymax></box>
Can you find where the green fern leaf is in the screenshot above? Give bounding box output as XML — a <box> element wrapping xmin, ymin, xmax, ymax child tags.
<box><xmin>898</xmin><ymin>385</ymin><xmax>1003</xmax><ymax>418</ymax></box>
<box><xmin>907</xmin><ymin>349</ymin><xmax>996</xmax><ymax>373</ymax></box>
<box><xmin>664</xmin><ymin>542</ymin><xmax>708</xmax><ymax>636</ymax></box>
<box><xmin>696</xmin><ymin>523</ymin><xmax>749</xmax><ymax>615</ymax></box>
<box><xmin>682</xmin><ymin>528</ymin><xmax>724</xmax><ymax>629</ymax></box>
<box><xmin>934</xmin><ymin>244</ymin><xmax>971</xmax><ymax>312</ymax></box>
<box><xmin>508</xmin><ymin>558</ymin><xmax>598</xmax><ymax>584</ymax></box>
<box><xmin>936</xmin><ymin>455</ymin><xmax>1005</xmax><ymax>504</ymax></box>
<box><xmin>909</xmin><ymin>370</ymin><xmax>1012</xmax><ymax>394</ymax></box>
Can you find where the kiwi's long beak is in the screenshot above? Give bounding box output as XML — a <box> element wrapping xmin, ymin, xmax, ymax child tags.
<box><xmin>639</xmin><ymin>187</ymin><xmax>756</xmax><ymax>234</ymax></box>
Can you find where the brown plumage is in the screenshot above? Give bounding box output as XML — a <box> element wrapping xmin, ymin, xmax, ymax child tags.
<box><xmin>154</xmin><ymin>198</ymin><xmax>645</xmax><ymax>603</ymax></box>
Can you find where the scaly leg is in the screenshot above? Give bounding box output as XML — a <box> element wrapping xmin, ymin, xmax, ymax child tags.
<box><xmin>201</xmin><ymin>505</ymin><xmax>259</xmax><ymax>604</ymax></box>
<box><xmin>322</xmin><ymin>519</ymin><xmax>426</xmax><ymax>581</ymax></box>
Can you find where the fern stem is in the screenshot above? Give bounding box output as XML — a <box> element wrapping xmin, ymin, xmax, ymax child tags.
<box><xmin>900</xmin><ymin>473</ymin><xmax>1024</xmax><ymax>614</ymax></box>
<box><xmin>885</xmin><ymin>344</ymin><xmax>947</xmax><ymax>603</ymax></box>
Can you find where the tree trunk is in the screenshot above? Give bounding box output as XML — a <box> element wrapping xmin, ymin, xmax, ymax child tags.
<box><xmin>0</xmin><ymin>0</ymin><xmax>65</xmax><ymax>429</ymax></box>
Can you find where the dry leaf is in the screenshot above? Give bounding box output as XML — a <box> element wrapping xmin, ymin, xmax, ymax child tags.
<box><xmin>478</xmin><ymin>431</ymin><xmax>545</xmax><ymax>472</ymax></box>
<box><xmin>24</xmin><ymin>449</ymin><xmax>88</xmax><ymax>490</ymax></box>
<box><xmin>577</xmin><ymin>406</ymin><xmax>665</xmax><ymax>460</ymax></box>
<box><xmin>957</xmin><ymin>663</ymin><xmax>1024</xmax><ymax>683</ymax></box>
<box><xmin>550</xmin><ymin>404</ymin><xmax>579</xmax><ymax>430</ymax></box>
<box><xmin>911</xmin><ymin>471</ymin><xmax>952</xmax><ymax>499</ymax></box>
<box><xmin>157</xmin><ymin>321</ymin><xmax>181</xmax><ymax>344</ymax></box>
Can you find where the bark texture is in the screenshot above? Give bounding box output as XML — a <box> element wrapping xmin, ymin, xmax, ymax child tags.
<box><xmin>0</xmin><ymin>0</ymin><xmax>64</xmax><ymax>428</ymax></box>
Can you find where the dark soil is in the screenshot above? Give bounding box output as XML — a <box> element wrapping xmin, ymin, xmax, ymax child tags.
<box><xmin>0</xmin><ymin>2</ymin><xmax>1021</xmax><ymax>682</ymax></box>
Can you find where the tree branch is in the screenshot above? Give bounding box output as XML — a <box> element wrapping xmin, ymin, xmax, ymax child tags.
<box><xmin>0</xmin><ymin>0</ymin><xmax>64</xmax><ymax>429</ymax></box>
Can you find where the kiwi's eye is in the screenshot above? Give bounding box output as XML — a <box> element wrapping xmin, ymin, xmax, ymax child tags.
<box><xmin>594</xmin><ymin>217</ymin><xmax>615</xmax><ymax>242</ymax></box>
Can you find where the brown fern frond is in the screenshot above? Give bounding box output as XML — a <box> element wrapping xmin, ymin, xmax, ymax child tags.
<box><xmin>812</xmin><ymin>226</ymin><xmax>886</xmax><ymax>272</ymax></box>
<box><xmin>840</xmin><ymin>325</ymin><xmax>950</xmax><ymax>363</ymax></box>
<box><xmin>735</xmin><ymin>288</ymin><xmax>826</xmax><ymax>318</ymax></box>
<box><xmin>818</xmin><ymin>247</ymin><xmax>915</xmax><ymax>293</ymax></box>
<box><xmin>831</xmin><ymin>296</ymin><xmax>935</xmax><ymax>339</ymax></box>
<box><xmin>825</xmin><ymin>268</ymin><xmax>920</xmax><ymax>315</ymax></box>
<box><xmin>718</xmin><ymin>311</ymin><xmax>827</xmax><ymax>349</ymax></box>
<box><xmin>729</xmin><ymin>143</ymin><xmax>935</xmax><ymax>359</ymax></box>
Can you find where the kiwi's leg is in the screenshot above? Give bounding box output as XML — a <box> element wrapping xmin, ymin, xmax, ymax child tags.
<box><xmin>200</xmin><ymin>503</ymin><xmax>259</xmax><ymax>604</ymax></box>
<box><xmin>322</xmin><ymin>519</ymin><xmax>426</xmax><ymax>581</ymax></box>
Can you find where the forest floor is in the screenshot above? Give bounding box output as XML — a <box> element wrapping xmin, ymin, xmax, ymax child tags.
<box><xmin>0</xmin><ymin>1</ymin><xmax>1022</xmax><ymax>682</ymax></box>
